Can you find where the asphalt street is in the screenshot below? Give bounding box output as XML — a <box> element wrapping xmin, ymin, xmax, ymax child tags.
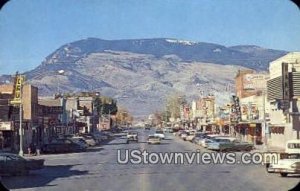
<box><xmin>1</xmin><ymin>128</ymin><xmax>299</xmax><ymax>191</ymax></box>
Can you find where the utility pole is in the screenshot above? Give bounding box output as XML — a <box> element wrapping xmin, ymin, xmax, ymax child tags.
<box><xmin>19</xmin><ymin>84</ymin><xmax>24</xmax><ymax>156</ymax></box>
<box><xmin>262</xmin><ymin>90</ymin><xmax>268</xmax><ymax>149</ymax></box>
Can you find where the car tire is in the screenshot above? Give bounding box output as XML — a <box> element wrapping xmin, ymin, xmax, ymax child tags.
<box><xmin>280</xmin><ymin>173</ymin><xmax>288</xmax><ymax>177</ymax></box>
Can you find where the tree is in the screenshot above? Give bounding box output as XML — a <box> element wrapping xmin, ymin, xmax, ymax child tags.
<box><xmin>94</xmin><ymin>96</ymin><xmax>118</xmax><ymax>115</ymax></box>
<box><xmin>116</xmin><ymin>107</ymin><xmax>133</xmax><ymax>125</ymax></box>
<box><xmin>165</xmin><ymin>94</ymin><xmax>187</xmax><ymax>120</ymax></box>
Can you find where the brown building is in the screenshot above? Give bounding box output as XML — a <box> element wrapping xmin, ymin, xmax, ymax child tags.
<box><xmin>235</xmin><ymin>70</ymin><xmax>268</xmax><ymax>99</ymax></box>
<box><xmin>0</xmin><ymin>83</ymin><xmax>39</xmax><ymax>152</ymax></box>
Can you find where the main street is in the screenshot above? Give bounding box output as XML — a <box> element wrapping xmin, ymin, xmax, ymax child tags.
<box><xmin>2</xmin><ymin>129</ymin><xmax>299</xmax><ymax>191</ymax></box>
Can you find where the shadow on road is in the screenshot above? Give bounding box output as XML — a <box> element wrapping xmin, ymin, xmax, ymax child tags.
<box><xmin>86</xmin><ymin>147</ymin><xmax>104</xmax><ymax>152</ymax></box>
<box><xmin>103</xmin><ymin>142</ymin><xmax>128</xmax><ymax>145</ymax></box>
<box><xmin>1</xmin><ymin>164</ymin><xmax>88</xmax><ymax>190</ymax></box>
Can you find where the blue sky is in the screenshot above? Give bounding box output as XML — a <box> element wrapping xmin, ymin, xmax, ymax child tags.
<box><xmin>0</xmin><ymin>0</ymin><xmax>299</xmax><ymax>74</ymax></box>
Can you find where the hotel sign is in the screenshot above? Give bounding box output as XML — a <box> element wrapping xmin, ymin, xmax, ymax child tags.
<box><xmin>10</xmin><ymin>75</ymin><xmax>25</xmax><ymax>105</ymax></box>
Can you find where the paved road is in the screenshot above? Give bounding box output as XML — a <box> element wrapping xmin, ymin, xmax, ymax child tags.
<box><xmin>1</xmin><ymin>129</ymin><xmax>299</xmax><ymax>191</ymax></box>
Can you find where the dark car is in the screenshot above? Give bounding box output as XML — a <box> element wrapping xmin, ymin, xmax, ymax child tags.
<box><xmin>41</xmin><ymin>139</ymin><xmax>86</xmax><ymax>153</ymax></box>
<box><xmin>0</xmin><ymin>153</ymin><xmax>44</xmax><ymax>176</ymax></box>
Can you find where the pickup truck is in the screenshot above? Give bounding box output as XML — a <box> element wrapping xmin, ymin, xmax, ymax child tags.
<box><xmin>126</xmin><ymin>131</ymin><xmax>138</xmax><ymax>144</ymax></box>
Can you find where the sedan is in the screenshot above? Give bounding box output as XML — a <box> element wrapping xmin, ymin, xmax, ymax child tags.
<box><xmin>42</xmin><ymin>139</ymin><xmax>86</xmax><ymax>153</ymax></box>
<box><xmin>0</xmin><ymin>153</ymin><xmax>44</xmax><ymax>176</ymax></box>
<box><xmin>147</xmin><ymin>135</ymin><xmax>161</xmax><ymax>144</ymax></box>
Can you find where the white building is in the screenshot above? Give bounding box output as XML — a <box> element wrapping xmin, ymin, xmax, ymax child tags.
<box><xmin>267</xmin><ymin>52</ymin><xmax>300</xmax><ymax>148</ymax></box>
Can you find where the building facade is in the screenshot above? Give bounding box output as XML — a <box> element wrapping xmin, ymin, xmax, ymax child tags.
<box><xmin>266</xmin><ymin>52</ymin><xmax>300</xmax><ymax>148</ymax></box>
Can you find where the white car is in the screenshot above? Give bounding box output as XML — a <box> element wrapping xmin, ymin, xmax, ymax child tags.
<box><xmin>267</xmin><ymin>153</ymin><xmax>300</xmax><ymax>177</ymax></box>
<box><xmin>185</xmin><ymin>131</ymin><xmax>197</xmax><ymax>142</ymax></box>
<box><xmin>154</xmin><ymin>130</ymin><xmax>165</xmax><ymax>139</ymax></box>
<box><xmin>201</xmin><ymin>138</ymin><xmax>215</xmax><ymax>148</ymax></box>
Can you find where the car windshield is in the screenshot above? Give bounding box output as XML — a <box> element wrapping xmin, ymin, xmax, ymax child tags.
<box><xmin>0</xmin><ymin>1</ymin><xmax>298</xmax><ymax>191</ymax></box>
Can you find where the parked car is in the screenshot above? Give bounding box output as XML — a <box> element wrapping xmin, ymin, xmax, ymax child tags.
<box><xmin>80</xmin><ymin>135</ymin><xmax>97</xmax><ymax>146</ymax></box>
<box><xmin>154</xmin><ymin>130</ymin><xmax>165</xmax><ymax>139</ymax></box>
<box><xmin>201</xmin><ymin>138</ymin><xmax>216</xmax><ymax>148</ymax></box>
<box><xmin>186</xmin><ymin>131</ymin><xmax>197</xmax><ymax>142</ymax></box>
<box><xmin>267</xmin><ymin>153</ymin><xmax>300</xmax><ymax>177</ymax></box>
<box><xmin>42</xmin><ymin>139</ymin><xmax>86</xmax><ymax>153</ymax></box>
<box><xmin>180</xmin><ymin>131</ymin><xmax>188</xmax><ymax>140</ymax></box>
<box><xmin>68</xmin><ymin>137</ymin><xmax>89</xmax><ymax>148</ymax></box>
<box><xmin>147</xmin><ymin>135</ymin><xmax>161</xmax><ymax>144</ymax></box>
<box><xmin>206</xmin><ymin>138</ymin><xmax>232</xmax><ymax>151</ymax></box>
<box><xmin>192</xmin><ymin>133</ymin><xmax>208</xmax><ymax>145</ymax></box>
<box><xmin>126</xmin><ymin>131</ymin><xmax>138</xmax><ymax>143</ymax></box>
<box><xmin>0</xmin><ymin>153</ymin><xmax>44</xmax><ymax>176</ymax></box>
<box><xmin>222</xmin><ymin>139</ymin><xmax>253</xmax><ymax>151</ymax></box>
<box><xmin>175</xmin><ymin>130</ymin><xmax>185</xmax><ymax>136</ymax></box>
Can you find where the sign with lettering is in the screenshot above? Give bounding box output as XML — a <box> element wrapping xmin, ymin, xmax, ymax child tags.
<box><xmin>10</xmin><ymin>75</ymin><xmax>25</xmax><ymax>105</ymax></box>
<box><xmin>0</xmin><ymin>121</ymin><xmax>14</xmax><ymax>131</ymax></box>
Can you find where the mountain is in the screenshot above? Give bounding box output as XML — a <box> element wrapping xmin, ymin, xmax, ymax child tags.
<box><xmin>0</xmin><ymin>38</ymin><xmax>288</xmax><ymax>117</ymax></box>
<box><xmin>39</xmin><ymin>38</ymin><xmax>286</xmax><ymax>71</ymax></box>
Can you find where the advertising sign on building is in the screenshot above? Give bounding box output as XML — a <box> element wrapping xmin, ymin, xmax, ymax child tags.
<box><xmin>243</xmin><ymin>74</ymin><xmax>267</xmax><ymax>90</ymax></box>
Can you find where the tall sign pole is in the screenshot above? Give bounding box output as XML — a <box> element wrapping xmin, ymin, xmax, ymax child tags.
<box><xmin>19</xmin><ymin>92</ymin><xmax>23</xmax><ymax>156</ymax></box>
<box><xmin>10</xmin><ymin>73</ymin><xmax>25</xmax><ymax>156</ymax></box>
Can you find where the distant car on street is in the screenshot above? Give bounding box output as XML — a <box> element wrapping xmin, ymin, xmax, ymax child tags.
<box><xmin>145</xmin><ymin>125</ymin><xmax>151</xmax><ymax>130</ymax></box>
<box><xmin>126</xmin><ymin>131</ymin><xmax>139</xmax><ymax>143</ymax></box>
<box><xmin>147</xmin><ymin>135</ymin><xmax>161</xmax><ymax>144</ymax></box>
<box><xmin>0</xmin><ymin>153</ymin><xmax>44</xmax><ymax>176</ymax></box>
<box><xmin>154</xmin><ymin>130</ymin><xmax>165</xmax><ymax>139</ymax></box>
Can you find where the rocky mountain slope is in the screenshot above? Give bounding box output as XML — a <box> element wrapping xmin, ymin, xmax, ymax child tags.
<box><xmin>0</xmin><ymin>38</ymin><xmax>287</xmax><ymax>116</ymax></box>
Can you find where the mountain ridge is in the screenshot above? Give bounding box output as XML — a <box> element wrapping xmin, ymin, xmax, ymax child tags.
<box><xmin>0</xmin><ymin>38</ymin><xmax>288</xmax><ymax>116</ymax></box>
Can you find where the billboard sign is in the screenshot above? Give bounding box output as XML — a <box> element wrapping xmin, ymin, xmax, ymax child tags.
<box><xmin>243</xmin><ymin>74</ymin><xmax>267</xmax><ymax>90</ymax></box>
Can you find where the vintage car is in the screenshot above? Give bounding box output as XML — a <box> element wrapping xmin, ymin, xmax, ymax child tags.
<box><xmin>154</xmin><ymin>130</ymin><xmax>165</xmax><ymax>139</ymax></box>
<box><xmin>147</xmin><ymin>135</ymin><xmax>161</xmax><ymax>144</ymax></box>
<box><xmin>42</xmin><ymin>138</ymin><xmax>86</xmax><ymax>153</ymax></box>
<box><xmin>0</xmin><ymin>153</ymin><xmax>44</xmax><ymax>176</ymax></box>
<box><xmin>126</xmin><ymin>131</ymin><xmax>139</xmax><ymax>143</ymax></box>
<box><xmin>267</xmin><ymin>153</ymin><xmax>300</xmax><ymax>177</ymax></box>
<box><xmin>185</xmin><ymin>131</ymin><xmax>197</xmax><ymax>142</ymax></box>
<box><xmin>192</xmin><ymin>133</ymin><xmax>209</xmax><ymax>145</ymax></box>
<box><xmin>206</xmin><ymin>138</ymin><xmax>232</xmax><ymax>151</ymax></box>
<box><xmin>201</xmin><ymin>136</ymin><xmax>253</xmax><ymax>151</ymax></box>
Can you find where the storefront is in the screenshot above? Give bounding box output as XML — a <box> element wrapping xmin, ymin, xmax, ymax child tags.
<box><xmin>234</xmin><ymin>122</ymin><xmax>262</xmax><ymax>144</ymax></box>
<box><xmin>0</xmin><ymin>121</ymin><xmax>15</xmax><ymax>152</ymax></box>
